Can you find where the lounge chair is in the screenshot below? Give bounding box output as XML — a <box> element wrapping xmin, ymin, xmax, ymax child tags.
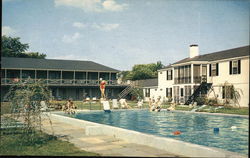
<box><xmin>40</xmin><ymin>101</ymin><xmax>48</xmax><ymax>111</ymax></box>
<box><xmin>137</xmin><ymin>100</ymin><xmax>143</xmax><ymax>109</ymax></box>
<box><xmin>85</xmin><ymin>97</ymin><xmax>90</xmax><ymax>102</ymax></box>
<box><xmin>92</xmin><ymin>97</ymin><xmax>97</xmax><ymax>103</ymax></box>
<box><xmin>112</xmin><ymin>99</ymin><xmax>119</xmax><ymax>109</ymax></box>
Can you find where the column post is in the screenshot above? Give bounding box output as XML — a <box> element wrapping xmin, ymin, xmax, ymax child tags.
<box><xmin>20</xmin><ymin>69</ymin><xmax>22</xmax><ymax>83</ymax></box>
<box><xmin>191</xmin><ymin>64</ymin><xmax>193</xmax><ymax>84</ymax></box>
<box><xmin>73</xmin><ymin>70</ymin><xmax>75</xmax><ymax>85</ymax></box>
<box><xmin>60</xmin><ymin>70</ymin><xmax>62</xmax><ymax>85</ymax></box>
<box><xmin>47</xmin><ymin>70</ymin><xmax>49</xmax><ymax>84</ymax></box>
<box><xmin>5</xmin><ymin>69</ymin><xmax>7</xmax><ymax>84</ymax></box>
<box><xmin>35</xmin><ymin>70</ymin><xmax>37</xmax><ymax>83</ymax></box>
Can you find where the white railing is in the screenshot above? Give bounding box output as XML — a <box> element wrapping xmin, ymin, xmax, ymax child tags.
<box><xmin>1</xmin><ymin>78</ymin><xmax>120</xmax><ymax>86</ymax></box>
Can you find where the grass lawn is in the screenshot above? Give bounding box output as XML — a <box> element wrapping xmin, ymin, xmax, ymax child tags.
<box><xmin>198</xmin><ymin>106</ymin><xmax>249</xmax><ymax>115</ymax></box>
<box><xmin>1</xmin><ymin>100</ymin><xmax>248</xmax><ymax>115</ymax></box>
<box><xmin>0</xmin><ymin>128</ymin><xmax>99</xmax><ymax>156</ymax></box>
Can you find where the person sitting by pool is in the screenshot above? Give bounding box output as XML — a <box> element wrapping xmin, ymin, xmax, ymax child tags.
<box><xmin>62</xmin><ymin>104</ymin><xmax>68</xmax><ymax>113</ymax></box>
<box><xmin>155</xmin><ymin>97</ymin><xmax>162</xmax><ymax>112</ymax></box>
<box><xmin>150</xmin><ymin>99</ymin><xmax>156</xmax><ymax>111</ymax></box>
<box><xmin>167</xmin><ymin>103</ymin><xmax>176</xmax><ymax>111</ymax></box>
<box><xmin>119</xmin><ymin>99</ymin><xmax>131</xmax><ymax>109</ymax></box>
<box><xmin>66</xmin><ymin>99</ymin><xmax>76</xmax><ymax>114</ymax></box>
<box><xmin>148</xmin><ymin>98</ymin><xmax>153</xmax><ymax>108</ymax></box>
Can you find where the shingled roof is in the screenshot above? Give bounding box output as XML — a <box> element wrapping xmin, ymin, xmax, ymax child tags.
<box><xmin>1</xmin><ymin>57</ymin><xmax>119</xmax><ymax>72</ymax></box>
<box><xmin>135</xmin><ymin>78</ymin><xmax>158</xmax><ymax>87</ymax></box>
<box><xmin>172</xmin><ymin>45</ymin><xmax>249</xmax><ymax>65</ymax></box>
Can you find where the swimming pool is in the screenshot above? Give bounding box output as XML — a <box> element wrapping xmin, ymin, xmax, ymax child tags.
<box><xmin>60</xmin><ymin>109</ymin><xmax>248</xmax><ymax>155</ymax></box>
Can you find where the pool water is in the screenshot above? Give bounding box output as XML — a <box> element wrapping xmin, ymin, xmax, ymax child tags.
<box><xmin>60</xmin><ymin>110</ymin><xmax>249</xmax><ymax>155</ymax></box>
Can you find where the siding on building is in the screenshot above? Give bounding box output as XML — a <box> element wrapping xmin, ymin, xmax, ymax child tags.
<box><xmin>144</xmin><ymin>45</ymin><xmax>249</xmax><ymax>107</ymax></box>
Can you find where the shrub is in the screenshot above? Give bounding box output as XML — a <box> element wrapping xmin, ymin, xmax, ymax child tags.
<box><xmin>4</xmin><ymin>79</ymin><xmax>53</xmax><ymax>145</ymax></box>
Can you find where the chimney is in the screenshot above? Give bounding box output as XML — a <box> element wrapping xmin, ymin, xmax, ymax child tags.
<box><xmin>189</xmin><ymin>44</ymin><xmax>199</xmax><ymax>58</ymax></box>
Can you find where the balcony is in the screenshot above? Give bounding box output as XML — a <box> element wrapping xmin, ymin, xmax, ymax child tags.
<box><xmin>1</xmin><ymin>78</ymin><xmax>120</xmax><ymax>86</ymax></box>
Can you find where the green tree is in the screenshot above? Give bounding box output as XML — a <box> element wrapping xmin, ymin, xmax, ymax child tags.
<box><xmin>126</xmin><ymin>61</ymin><xmax>164</xmax><ymax>80</ymax></box>
<box><xmin>4</xmin><ymin>79</ymin><xmax>53</xmax><ymax>145</ymax></box>
<box><xmin>1</xmin><ymin>36</ymin><xmax>46</xmax><ymax>59</ymax></box>
<box><xmin>222</xmin><ymin>81</ymin><xmax>243</xmax><ymax>107</ymax></box>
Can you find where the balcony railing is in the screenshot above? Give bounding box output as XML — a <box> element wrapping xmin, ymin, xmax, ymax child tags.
<box><xmin>1</xmin><ymin>78</ymin><xmax>119</xmax><ymax>86</ymax></box>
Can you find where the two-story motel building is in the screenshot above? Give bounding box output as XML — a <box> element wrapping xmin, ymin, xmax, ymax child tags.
<box><xmin>1</xmin><ymin>57</ymin><xmax>127</xmax><ymax>101</ymax></box>
<box><xmin>143</xmin><ymin>45</ymin><xmax>249</xmax><ymax>107</ymax></box>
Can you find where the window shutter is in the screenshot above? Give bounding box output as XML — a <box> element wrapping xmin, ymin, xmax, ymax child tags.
<box><xmin>170</xmin><ymin>88</ymin><xmax>172</xmax><ymax>97</ymax></box>
<box><xmin>229</xmin><ymin>61</ymin><xmax>232</xmax><ymax>74</ymax></box>
<box><xmin>238</xmin><ymin>60</ymin><xmax>241</xmax><ymax>74</ymax></box>
<box><xmin>166</xmin><ymin>71</ymin><xmax>168</xmax><ymax>80</ymax></box>
<box><xmin>166</xmin><ymin>88</ymin><xmax>168</xmax><ymax>97</ymax></box>
<box><xmin>170</xmin><ymin>70</ymin><xmax>172</xmax><ymax>80</ymax></box>
<box><xmin>216</xmin><ymin>63</ymin><xmax>219</xmax><ymax>76</ymax></box>
<box><xmin>222</xmin><ymin>86</ymin><xmax>225</xmax><ymax>99</ymax></box>
<box><xmin>209</xmin><ymin>64</ymin><xmax>211</xmax><ymax>76</ymax></box>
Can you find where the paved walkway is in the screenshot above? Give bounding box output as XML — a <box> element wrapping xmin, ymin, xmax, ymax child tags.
<box><xmin>41</xmin><ymin>117</ymin><xmax>179</xmax><ymax>157</ymax></box>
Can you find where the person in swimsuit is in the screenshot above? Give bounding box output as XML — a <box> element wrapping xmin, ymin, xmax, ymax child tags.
<box><xmin>100</xmin><ymin>80</ymin><xmax>106</xmax><ymax>99</ymax></box>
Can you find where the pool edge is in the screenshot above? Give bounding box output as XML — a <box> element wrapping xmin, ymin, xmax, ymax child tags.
<box><xmin>49</xmin><ymin>112</ymin><xmax>248</xmax><ymax>158</ymax></box>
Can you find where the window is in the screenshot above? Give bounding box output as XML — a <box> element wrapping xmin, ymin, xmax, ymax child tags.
<box><xmin>166</xmin><ymin>70</ymin><xmax>172</xmax><ymax>80</ymax></box>
<box><xmin>229</xmin><ymin>60</ymin><xmax>241</xmax><ymax>75</ymax></box>
<box><xmin>222</xmin><ymin>86</ymin><xmax>233</xmax><ymax>99</ymax></box>
<box><xmin>209</xmin><ymin>63</ymin><xmax>219</xmax><ymax>76</ymax></box>
<box><xmin>145</xmin><ymin>88</ymin><xmax>150</xmax><ymax>97</ymax></box>
<box><xmin>180</xmin><ymin>88</ymin><xmax>184</xmax><ymax>97</ymax></box>
<box><xmin>166</xmin><ymin>88</ymin><xmax>172</xmax><ymax>97</ymax></box>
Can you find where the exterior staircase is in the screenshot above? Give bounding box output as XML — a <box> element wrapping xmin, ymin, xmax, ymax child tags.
<box><xmin>185</xmin><ymin>82</ymin><xmax>213</xmax><ymax>105</ymax></box>
<box><xmin>117</xmin><ymin>85</ymin><xmax>134</xmax><ymax>100</ymax></box>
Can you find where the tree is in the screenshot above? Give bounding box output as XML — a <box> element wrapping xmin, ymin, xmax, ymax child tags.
<box><xmin>222</xmin><ymin>81</ymin><xmax>243</xmax><ymax>107</ymax></box>
<box><xmin>4</xmin><ymin>79</ymin><xmax>53</xmax><ymax>145</ymax></box>
<box><xmin>123</xmin><ymin>61</ymin><xmax>164</xmax><ymax>81</ymax></box>
<box><xmin>1</xmin><ymin>35</ymin><xmax>46</xmax><ymax>59</ymax></box>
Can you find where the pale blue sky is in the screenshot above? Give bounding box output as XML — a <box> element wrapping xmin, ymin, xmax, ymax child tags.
<box><xmin>2</xmin><ymin>0</ymin><xmax>249</xmax><ymax>70</ymax></box>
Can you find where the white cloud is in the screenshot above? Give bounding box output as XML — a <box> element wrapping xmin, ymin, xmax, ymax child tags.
<box><xmin>92</xmin><ymin>23</ymin><xmax>119</xmax><ymax>31</ymax></box>
<box><xmin>102</xmin><ymin>0</ymin><xmax>128</xmax><ymax>11</ymax></box>
<box><xmin>2</xmin><ymin>26</ymin><xmax>16</xmax><ymax>36</ymax></box>
<box><xmin>73</xmin><ymin>22</ymin><xmax>86</xmax><ymax>29</ymax></box>
<box><xmin>62</xmin><ymin>32</ymin><xmax>81</xmax><ymax>43</ymax></box>
<box><xmin>54</xmin><ymin>0</ymin><xmax>127</xmax><ymax>12</ymax></box>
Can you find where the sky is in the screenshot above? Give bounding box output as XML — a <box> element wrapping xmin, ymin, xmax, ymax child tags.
<box><xmin>2</xmin><ymin>0</ymin><xmax>250</xmax><ymax>71</ymax></box>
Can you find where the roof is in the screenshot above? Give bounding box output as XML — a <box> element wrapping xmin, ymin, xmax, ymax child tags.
<box><xmin>173</xmin><ymin>45</ymin><xmax>249</xmax><ymax>65</ymax></box>
<box><xmin>160</xmin><ymin>64</ymin><xmax>172</xmax><ymax>70</ymax></box>
<box><xmin>136</xmin><ymin>78</ymin><xmax>158</xmax><ymax>87</ymax></box>
<box><xmin>1</xmin><ymin>57</ymin><xmax>119</xmax><ymax>72</ymax></box>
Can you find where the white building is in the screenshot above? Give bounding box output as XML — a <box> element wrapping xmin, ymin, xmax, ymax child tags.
<box><xmin>143</xmin><ymin>45</ymin><xmax>249</xmax><ymax>107</ymax></box>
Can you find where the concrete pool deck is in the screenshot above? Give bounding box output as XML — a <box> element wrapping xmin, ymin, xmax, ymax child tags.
<box><xmin>43</xmin><ymin>112</ymin><xmax>248</xmax><ymax>158</ymax></box>
<box><xmin>40</xmin><ymin>114</ymin><xmax>179</xmax><ymax>157</ymax></box>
